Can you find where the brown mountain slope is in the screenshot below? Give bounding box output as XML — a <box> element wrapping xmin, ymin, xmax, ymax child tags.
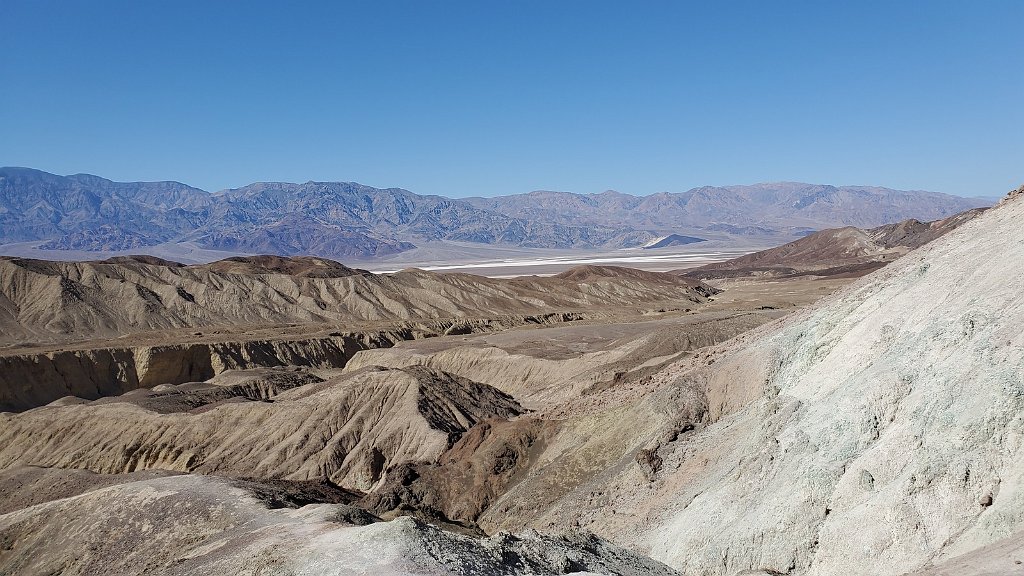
<box><xmin>680</xmin><ymin>207</ymin><xmax>987</xmax><ymax>279</ymax></box>
<box><xmin>200</xmin><ymin>255</ymin><xmax>369</xmax><ymax>277</ymax></box>
<box><xmin>0</xmin><ymin>256</ymin><xmax>714</xmax><ymax>347</ymax></box>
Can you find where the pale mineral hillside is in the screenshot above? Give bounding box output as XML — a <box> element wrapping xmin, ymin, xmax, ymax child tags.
<box><xmin>0</xmin><ymin>472</ymin><xmax>680</xmax><ymax>576</ymax></box>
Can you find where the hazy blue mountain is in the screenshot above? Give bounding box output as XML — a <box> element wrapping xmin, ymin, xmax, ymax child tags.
<box><xmin>0</xmin><ymin>167</ymin><xmax>210</xmax><ymax>246</ymax></box>
<box><xmin>0</xmin><ymin>168</ymin><xmax>991</xmax><ymax>260</ymax></box>
<box><xmin>202</xmin><ymin>181</ymin><xmax>643</xmax><ymax>250</ymax></box>
<box><xmin>467</xmin><ymin>182</ymin><xmax>991</xmax><ymax>231</ymax></box>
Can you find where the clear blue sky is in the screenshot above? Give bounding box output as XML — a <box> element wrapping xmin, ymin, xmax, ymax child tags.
<box><xmin>2</xmin><ymin>1</ymin><xmax>1020</xmax><ymax>198</ymax></box>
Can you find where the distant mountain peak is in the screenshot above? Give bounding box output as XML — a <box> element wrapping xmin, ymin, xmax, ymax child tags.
<box><xmin>642</xmin><ymin>234</ymin><xmax>707</xmax><ymax>249</ymax></box>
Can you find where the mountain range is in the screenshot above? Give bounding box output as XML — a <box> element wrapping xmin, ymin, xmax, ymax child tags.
<box><xmin>0</xmin><ymin>167</ymin><xmax>990</xmax><ymax>261</ymax></box>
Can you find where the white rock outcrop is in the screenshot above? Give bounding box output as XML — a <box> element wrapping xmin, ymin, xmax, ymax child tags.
<box><xmin>630</xmin><ymin>194</ymin><xmax>1024</xmax><ymax>574</ymax></box>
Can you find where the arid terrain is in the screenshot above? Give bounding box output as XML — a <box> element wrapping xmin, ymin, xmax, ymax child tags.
<box><xmin>1</xmin><ymin>189</ymin><xmax>1022</xmax><ymax>575</ymax></box>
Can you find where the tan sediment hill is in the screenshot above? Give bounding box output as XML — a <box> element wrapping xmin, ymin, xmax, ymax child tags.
<box><xmin>0</xmin><ymin>366</ymin><xmax>522</xmax><ymax>492</ymax></box>
<box><xmin>344</xmin><ymin>310</ymin><xmax>773</xmax><ymax>410</ymax></box>
<box><xmin>0</xmin><ymin>309</ymin><xmax>789</xmax><ymax>533</ymax></box>
<box><xmin>86</xmin><ymin>367</ymin><xmax>326</xmax><ymax>413</ymax></box>
<box><xmin>0</xmin><ymin>256</ymin><xmax>713</xmax><ymax>347</ymax></box>
<box><xmin>0</xmin><ymin>298</ymin><xmax>792</xmax><ymax>539</ymax></box>
<box><xmin>0</xmin><ymin>256</ymin><xmax>714</xmax><ymax>413</ymax></box>
<box><xmin>0</xmin><ymin>312</ymin><xmax>601</xmax><ymax>413</ymax></box>
<box><xmin>554</xmin><ymin>264</ymin><xmax>715</xmax><ymax>291</ymax></box>
<box><xmin>681</xmin><ymin>207</ymin><xmax>986</xmax><ymax>279</ymax></box>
